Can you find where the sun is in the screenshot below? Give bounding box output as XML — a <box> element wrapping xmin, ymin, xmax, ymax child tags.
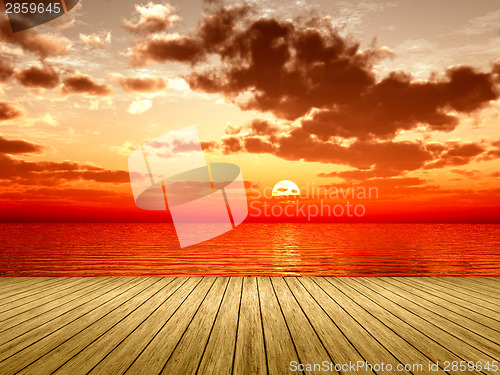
<box><xmin>272</xmin><ymin>180</ymin><xmax>300</xmax><ymax>197</ymax></box>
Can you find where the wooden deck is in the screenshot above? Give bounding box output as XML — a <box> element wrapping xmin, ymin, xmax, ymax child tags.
<box><xmin>0</xmin><ymin>277</ymin><xmax>498</xmax><ymax>374</ymax></box>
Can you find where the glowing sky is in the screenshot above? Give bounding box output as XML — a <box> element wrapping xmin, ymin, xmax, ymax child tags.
<box><xmin>0</xmin><ymin>0</ymin><xmax>499</xmax><ymax>222</ymax></box>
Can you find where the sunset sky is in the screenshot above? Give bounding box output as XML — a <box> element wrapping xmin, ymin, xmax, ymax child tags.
<box><xmin>0</xmin><ymin>0</ymin><xmax>499</xmax><ymax>222</ymax></box>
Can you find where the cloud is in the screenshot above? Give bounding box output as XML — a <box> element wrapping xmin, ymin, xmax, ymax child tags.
<box><xmin>478</xmin><ymin>139</ymin><xmax>500</xmax><ymax>161</ymax></box>
<box><xmin>129</xmin><ymin>33</ymin><xmax>204</xmax><ymax>65</ymax></box>
<box><xmin>79</xmin><ymin>31</ymin><xmax>112</xmax><ymax>49</ymax></box>
<box><xmin>0</xmin><ymin>154</ymin><xmax>129</xmax><ymax>185</ymax></box>
<box><xmin>0</xmin><ymin>101</ymin><xmax>24</xmax><ymax>121</ymax></box>
<box><xmin>14</xmin><ymin>65</ymin><xmax>59</xmax><ymax>89</ymax></box>
<box><xmin>450</xmin><ymin>169</ymin><xmax>479</xmax><ymax>177</ymax></box>
<box><xmin>423</xmin><ymin>142</ymin><xmax>485</xmax><ymax>169</ymax></box>
<box><xmin>456</xmin><ymin>9</ymin><xmax>500</xmax><ymax>36</ymax></box>
<box><xmin>60</xmin><ymin>73</ymin><xmax>112</xmax><ymax>97</ymax></box>
<box><xmin>126</xmin><ymin>4</ymin><xmax>499</xmax><ymax>142</ymax></box>
<box><xmin>127</xmin><ymin>4</ymin><xmax>249</xmax><ymax>65</ymax></box>
<box><xmin>113</xmin><ymin>74</ymin><xmax>166</xmax><ymax>95</ymax></box>
<box><xmin>0</xmin><ymin>136</ymin><xmax>43</xmax><ymax>154</ymax></box>
<box><xmin>0</xmin><ymin>59</ymin><xmax>13</xmax><ymax>83</ymax></box>
<box><xmin>210</xmin><ymin>118</ymin><xmax>500</xmax><ymax>179</ymax></box>
<box><xmin>0</xmin><ymin>17</ymin><xmax>71</xmax><ymax>58</ymax></box>
<box><xmin>127</xmin><ymin>99</ymin><xmax>152</xmax><ymax>114</ymax></box>
<box><xmin>200</xmin><ymin>140</ymin><xmax>217</xmax><ymax>152</ymax></box>
<box><xmin>122</xmin><ymin>2</ymin><xmax>180</xmax><ymax>34</ymax></box>
<box><xmin>0</xmin><ymin>187</ymin><xmax>123</xmax><ymax>201</ymax></box>
<box><xmin>214</xmin><ymin>120</ymin><xmax>434</xmax><ymax>176</ymax></box>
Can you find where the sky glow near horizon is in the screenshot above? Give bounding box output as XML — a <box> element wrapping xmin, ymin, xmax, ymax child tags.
<box><xmin>0</xmin><ymin>0</ymin><xmax>499</xmax><ymax>222</ymax></box>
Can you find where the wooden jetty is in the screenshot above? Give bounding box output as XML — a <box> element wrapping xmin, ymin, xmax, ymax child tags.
<box><xmin>0</xmin><ymin>277</ymin><xmax>499</xmax><ymax>374</ymax></box>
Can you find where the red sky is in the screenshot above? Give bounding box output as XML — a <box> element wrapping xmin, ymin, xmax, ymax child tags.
<box><xmin>0</xmin><ymin>0</ymin><xmax>499</xmax><ymax>222</ymax></box>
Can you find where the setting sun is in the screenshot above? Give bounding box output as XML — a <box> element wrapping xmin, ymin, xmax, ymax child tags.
<box><xmin>272</xmin><ymin>180</ymin><xmax>300</xmax><ymax>197</ymax></box>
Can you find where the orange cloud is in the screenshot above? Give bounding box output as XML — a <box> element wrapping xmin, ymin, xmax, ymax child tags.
<box><xmin>79</xmin><ymin>32</ymin><xmax>111</xmax><ymax>49</ymax></box>
<box><xmin>130</xmin><ymin>35</ymin><xmax>203</xmax><ymax>65</ymax></box>
<box><xmin>0</xmin><ymin>17</ymin><xmax>71</xmax><ymax>58</ymax></box>
<box><xmin>114</xmin><ymin>74</ymin><xmax>166</xmax><ymax>95</ymax></box>
<box><xmin>0</xmin><ymin>101</ymin><xmax>23</xmax><ymax>121</ymax></box>
<box><xmin>127</xmin><ymin>4</ymin><xmax>248</xmax><ymax>65</ymax></box>
<box><xmin>126</xmin><ymin>5</ymin><xmax>499</xmax><ymax>139</ymax></box>
<box><xmin>0</xmin><ymin>155</ymin><xmax>129</xmax><ymax>186</ymax></box>
<box><xmin>60</xmin><ymin>73</ymin><xmax>112</xmax><ymax>97</ymax></box>
<box><xmin>423</xmin><ymin>142</ymin><xmax>485</xmax><ymax>169</ymax></box>
<box><xmin>0</xmin><ymin>136</ymin><xmax>43</xmax><ymax>154</ymax></box>
<box><xmin>122</xmin><ymin>2</ymin><xmax>180</xmax><ymax>34</ymax></box>
<box><xmin>0</xmin><ymin>59</ymin><xmax>13</xmax><ymax>83</ymax></box>
<box><xmin>126</xmin><ymin>3</ymin><xmax>500</xmax><ymax>181</ymax></box>
<box><xmin>14</xmin><ymin>65</ymin><xmax>59</xmax><ymax>89</ymax></box>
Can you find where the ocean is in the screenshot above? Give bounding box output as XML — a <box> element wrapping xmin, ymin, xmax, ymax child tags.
<box><xmin>0</xmin><ymin>223</ymin><xmax>499</xmax><ymax>276</ymax></box>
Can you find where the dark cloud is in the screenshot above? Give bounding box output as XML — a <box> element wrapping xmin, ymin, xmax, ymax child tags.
<box><xmin>60</xmin><ymin>73</ymin><xmax>112</xmax><ymax>97</ymax></box>
<box><xmin>114</xmin><ymin>74</ymin><xmax>166</xmax><ymax>94</ymax></box>
<box><xmin>301</xmin><ymin>67</ymin><xmax>498</xmax><ymax>140</ymax></box>
<box><xmin>128</xmin><ymin>4</ymin><xmax>249</xmax><ymax>65</ymax></box>
<box><xmin>0</xmin><ymin>136</ymin><xmax>43</xmax><ymax>154</ymax></box>
<box><xmin>14</xmin><ymin>65</ymin><xmax>59</xmax><ymax>89</ymax></box>
<box><xmin>0</xmin><ymin>187</ymin><xmax>125</xmax><ymax>204</ymax></box>
<box><xmin>215</xmin><ymin>120</ymin><xmax>434</xmax><ymax>177</ymax></box>
<box><xmin>478</xmin><ymin>139</ymin><xmax>500</xmax><ymax>161</ymax></box>
<box><xmin>0</xmin><ymin>154</ymin><xmax>129</xmax><ymax>185</ymax></box>
<box><xmin>0</xmin><ymin>17</ymin><xmax>71</xmax><ymax>58</ymax></box>
<box><xmin>0</xmin><ymin>102</ymin><xmax>23</xmax><ymax>121</ymax></box>
<box><xmin>423</xmin><ymin>142</ymin><xmax>485</xmax><ymax>169</ymax></box>
<box><xmin>125</xmin><ymin>3</ymin><xmax>500</xmax><ymax>180</ymax></box>
<box><xmin>127</xmin><ymin>5</ymin><xmax>499</xmax><ymax>140</ymax></box>
<box><xmin>130</xmin><ymin>36</ymin><xmax>203</xmax><ymax>65</ymax></box>
<box><xmin>211</xmin><ymin>119</ymin><xmax>499</xmax><ymax>179</ymax></box>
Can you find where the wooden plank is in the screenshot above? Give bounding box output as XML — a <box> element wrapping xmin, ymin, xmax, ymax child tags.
<box><xmin>197</xmin><ymin>277</ymin><xmax>242</xmax><ymax>375</ymax></box>
<box><xmin>353</xmin><ymin>278</ymin><xmax>499</xmax><ymax>374</ymax></box>
<box><xmin>160</xmin><ymin>278</ymin><xmax>229</xmax><ymax>374</ymax></box>
<box><xmin>0</xmin><ymin>277</ymin><xmax>125</xmax><ymax>348</ymax></box>
<box><xmin>232</xmin><ymin>277</ymin><xmax>267</xmax><ymax>375</ymax></box>
<box><xmin>324</xmin><ymin>278</ymin><xmax>464</xmax><ymax>374</ymax></box>
<box><xmin>453</xmin><ymin>276</ymin><xmax>500</xmax><ymax>289</ymax></box>
<box><xmin>320</xmin><ymin>277</ymin><xmax>430</xmax><ymax>375</ymax></box>
<box><xmin>0</xmin><ymin>277</ymin><xmax>54</xmax><ymax>292</ymax></box>
<box><xmin>123</xmin><ymin>277</ymin><xmax>216</xmax><ymax>375</ymax></box>
<box><xmin>86</xmin><ymin>277</ymin><xmax>202</xmax><ymax>375</ymax></box>
<box><xmin>361</xmin><ymin>278</ymin><xmax>500</xmax><ymax>358</ymax></box>
<box><xmin>22</xmin><ymin>277</ymin><xmax>178</xmax><ymax>374</ymax></box>
<box><xmin>0</xmin><ymin>277</ymin><xmax>104</xmax><ymax>322</ymax></box>
<box><xmin>446</xmin><ymin>277</ymin><xmax>500</xmax><ymax>291</ymax></box>
<box><xmin>382</xmin><ymin>278</ymin><xmax>500</xmax><ymax>339</ymax></box>
<box><xmin>399</xmin><ymin>278</ymin><xmax>500</xmax><ymax>320</ymax></box>
<box><xmin>0</xmin><ymin>278</ymin><xmax>70</xmax><ymax>306</ymax></box>
<box><xmin>0</xmin><ymin>277</ymin><xmax>30</xmax><ymax>286</ymax></box>
<box><xmin>0</xmin><ymin>276</ymin><xmax>498</xmax><ymax>375</ymax></box>
<box><xmin>0</xmin><ymin>277</ymin><xmax>48</xmax><ymax>292</ymax></box>
<box><xmin>434</xmin><ymin>278</ymin><xmax>500</xmax><ymax>300</ymax></box>
<box><xmin>0</xmin><ymin>277</ymin><xmax>110</xmax><ymax>334</ymax></box>
<box><xmin>271</xmin><ymin>277</ymin><xmax>337</xmax><ymax>375</ymax></box>
<box><xmin>422</xmin><ymin>278</ymin><xmax>500</xmax><ymax>307</ymax></box>
<box><xmin>285</xmin><ymin>278</ymin><xmax>372</xmax><ymax>375</ymax></box>
<box><xmin>310</xmin><ymin>277</ymin><xmax>415</xmax><ymax>374</ymax></box>
<box><xmin>0</xmin><ymin>277</ymin><xmax>154</xmax><ymax>372</ymax></box>
<box><xmin>258</xmin><ymin>277</ymin><xmax>300</xmax><ymax>375</ymax></box>
<box><xmin>485</xmin><ymin>277</ymin><xmax>500</xmax><ymax>284</ymax></box>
